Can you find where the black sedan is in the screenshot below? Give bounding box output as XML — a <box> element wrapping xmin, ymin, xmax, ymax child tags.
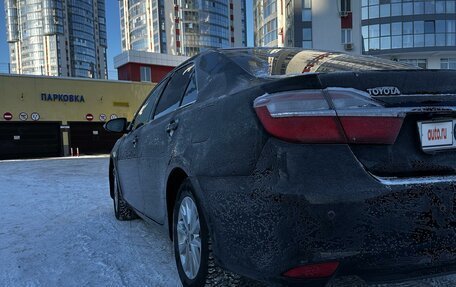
<box><xmin>104</xmin><ymin>48</ymin><xmax>456</xmax><ymax>287</ymax></box>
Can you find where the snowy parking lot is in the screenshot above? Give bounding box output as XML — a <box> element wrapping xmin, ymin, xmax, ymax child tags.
<box><xmin>1</xmin><ymin>156</ymin><xmax>456</xmax><ymax>287</ymax></box>
<box><xmin>0</xmin><ymin>156</ymin><xmax>179</xmax><ymax>287</ymax></box>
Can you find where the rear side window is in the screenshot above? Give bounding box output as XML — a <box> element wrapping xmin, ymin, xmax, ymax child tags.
<box><xmin>154</xmin><ymin>65</ymin><xmax>194</xmax><ymax>119</ymax></box>
<box><xmin>181</xmin><ymin>73</ymin><xmax>198</xmax><ymax>107</ymax></box>
<box><xmin>131</xmin><ymin>79</ymin><xmax>167</xmax><ymax>129</ymax></box>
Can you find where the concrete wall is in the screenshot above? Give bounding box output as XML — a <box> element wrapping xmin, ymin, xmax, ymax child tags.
<box><xmin>312</xmin><ymin>0</ymin><xmax>362</xmax><ymax>54</ymax></box>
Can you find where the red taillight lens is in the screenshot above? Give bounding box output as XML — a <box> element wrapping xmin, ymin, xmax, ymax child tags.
<box><xmin>255</xmin><ymin>106</ymin><xmax>346</xmax><ymax>143</ymax></box>
<box><xmin>253</xmin><ymin>88</ymin><xmax>404</xmax><ymax>144</ymax></box>
<box><xmin>254</xmin><ymin>90</ymin><xmax>347</xmax><ymax>143</ymax></box>
<box><xmin>329</xmin><ymin>88</ymin><xmax>404</xmax><ymax>144</ymax></box>
<box><xmin>283</xmin><ymin>261</ymin><xmax>339</xmax><ymax>279</ymax></box>
<box><xmin>339</xmin><ymin>116</ymin><xmax>404</xmax><ymax>144</ymax></box>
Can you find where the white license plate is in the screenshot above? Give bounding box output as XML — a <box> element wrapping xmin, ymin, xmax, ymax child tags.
<box><xmin>419</xmin><ymin>120</ymin><xmax>455</xmax><ymax>150</ymax></box>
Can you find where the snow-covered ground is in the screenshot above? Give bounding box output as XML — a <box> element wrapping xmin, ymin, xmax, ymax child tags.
<box><xmin>0</xmin><ymin>157</ymin><xmax>179</xmax><ymax>287</ymax></box>
<box><xmin>0</xmin><ymin>157</ymin><xmax>455</xmax><ymax>287</ymax></box>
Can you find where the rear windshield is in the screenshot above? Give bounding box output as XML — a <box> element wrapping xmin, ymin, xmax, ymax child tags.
<box><xmin>220</xmin><ymin>48</ymin><xmax>415</xmax><ymax>77</ymax></box>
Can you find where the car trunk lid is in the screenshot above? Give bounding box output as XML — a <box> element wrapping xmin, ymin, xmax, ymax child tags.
<box><xmin>318</xmin><ymin>70</ymin><xmax>456</xmax><ymax>178</ymax></box>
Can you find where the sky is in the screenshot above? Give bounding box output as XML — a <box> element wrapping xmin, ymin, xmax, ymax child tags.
<box><xmin>0</xmin><ymin>1</ymin><xmax>254</xmax><ymax>78</ymax></box>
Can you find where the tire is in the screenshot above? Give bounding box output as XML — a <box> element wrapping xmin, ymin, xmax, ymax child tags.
<box><xmin>112</xmin><ymin>167</ymin><xmax>138</xmax><ymax>221</ymax></box>
<box><xmin>173</xmin><ymin>179</ymin><xmax>242</xmax><ymax>287</ymax></box>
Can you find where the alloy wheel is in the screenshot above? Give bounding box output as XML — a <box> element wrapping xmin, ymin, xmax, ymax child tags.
<box><xmin>177</xmin><ymin>196</ymin><xmax>202</xmax><ymax>280</ymax></box>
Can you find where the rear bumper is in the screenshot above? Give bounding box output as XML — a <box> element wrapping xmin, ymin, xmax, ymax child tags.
<box><xmin>196</xmin><ymin>138</ymin><xmax>456</xmax><ymax>286</ymax></box>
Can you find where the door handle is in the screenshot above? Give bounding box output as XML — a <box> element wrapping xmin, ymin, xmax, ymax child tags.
<box><xmin>166</xmin><ymin>120</ymin><xmax>179</xmax><ymax>135</ymax></box>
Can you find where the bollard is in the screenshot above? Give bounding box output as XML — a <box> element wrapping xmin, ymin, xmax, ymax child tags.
<box><xmin>70</xmin><ymin>148</ymin><xmax>74</xmax><ymax>157</ymax></box>
<box><xmin>76</xmin><ymin>147</ymin><xmax>80</xmax><ymax>157</ymax></box>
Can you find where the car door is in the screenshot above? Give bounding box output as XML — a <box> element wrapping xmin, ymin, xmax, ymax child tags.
<box><xmin>116</xmin><ymin>84</ymin><xmax>163</xmax><ymax>213</ymax></box>
<box><xmin>138</xmin><ymin>64</ymin><xmax>194</xmax><ymax>223</ymax></box>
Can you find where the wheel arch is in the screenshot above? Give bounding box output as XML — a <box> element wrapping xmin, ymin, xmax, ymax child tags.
<box><xmin>166</xmin><ymin>167</ymin><xmax>189</xmax><ymax>240</ymax></box>
<box><xmin>165</xmin><ymin>166</ymin><xmax>212</xmax><ymax>243</ymax></box>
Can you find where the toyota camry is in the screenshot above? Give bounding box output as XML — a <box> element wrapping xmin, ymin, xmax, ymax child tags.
<box><xmin>104</xmin><ymin>48</ymin><xmax>456</xmax><ymax>287</ymax></box>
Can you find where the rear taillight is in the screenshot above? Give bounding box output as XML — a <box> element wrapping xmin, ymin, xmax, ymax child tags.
<box><xmin>283</xmin><ymin>261</ymin><xmax>339</xmax><ymax>279</ymax></box>
<box><xmin>254</xmin><ymin>88</ymin><xmax>404</xmax><ymax>144</ymax></box>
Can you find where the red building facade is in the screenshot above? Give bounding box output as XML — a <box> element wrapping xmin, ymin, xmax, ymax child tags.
<box><xmin>114</xmin><ymin>51</ymin><xmax>188</xmax><ymax>82</ymax></box>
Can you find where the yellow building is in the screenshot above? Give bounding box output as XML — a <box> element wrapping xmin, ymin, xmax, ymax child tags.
<box><xmin>0</xmin><ymin>74</ymin><xmax>154</xmax><ymax>159</ymax></box>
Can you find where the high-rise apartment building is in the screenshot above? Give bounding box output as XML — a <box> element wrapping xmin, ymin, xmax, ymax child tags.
<box><xmin>361</xmin><ymin>0</ymin><xmax>456</xmax><ymax>69</ymax></box>
<box><xmin>253</xmin><ymin>0</ymin><xmax>363</xmax><ymax>54</ymax></box>
<box><xmin>4</xmin><ymin>0</ymin><xmax>107</xmax><ymax>78</ymax></box>
<box><xmin>119</xmin><ymin>0</ymin><xmax>247</xmax><ymax>57</ymax></box>
<box><xmin>253</xmin><ymin>0</ymin><xmax>456</xmax><ymax>70</ymax></box>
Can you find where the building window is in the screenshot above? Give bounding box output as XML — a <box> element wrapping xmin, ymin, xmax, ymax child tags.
<box><xmin>364</xmin><ymin>0</ymin><xmax>445</xmax><ymax>16</ymax></box>
<box><xmin>341</xmin><ymin>0</ymin><xmax>351</xmax><ymax>12</ymax></box>
<box><xmin>303</xmin><ymin>28</ymin><xmax>312</xmax><ymax>41</ymax></box>
<box><xmin>264</xmin><ymin>0</ymin><xmax>277</xmax><ymax>18</ymax></box>
<box><xmin>441</xmin><ymin>58</ymin><xmax>456</xmax><ymax>69</ymax></box>
<box><xmin>425</xmin><ymin>0</ymin><xmax>436</xmax><ymax>14</ymax></box>
<box><xmin>302</xmin><ymin>27</ymin><xmax>312</xmax><ymax>48</ymax></box>
<box><xmin>414</xmin><ymin>21</ymin><xmax>424</xmax><ymax>34</ymax></box>
<box><xmin>380</xmin><ymin>3</ymin><xmax>390</xmax><ymax>17</ymax></box>
<box><xmin>391</xmin><ymin>3</ymin><xmax>402</xmax><ymax>16</ymax></box>
<box><xmin>392</xmin><ymin>35</ymin><xmax>402</xmax><ymax>49</ymax></box>
<box><xmin>436</xmin><ymin>1</ymin><xmax>446</xmax><ymax>13</ymax></box>
<box><xmin>303</xmin><ymin>41</ymin><xmax>312</xmax><ymax>49</ymax></box>
<box><xmin>369</xmin><ymin>4</ymin><xmax>379</xmax><ymax>18</ymax></box>
<box><xmin>381</xmin><ymin>23</ymin><xmax>390</xmax><ymax>36</ymax></box>
<box><xmin>448</xmin><ymin>1</ymin><xmax>456</xmax><ymax>13</ymax></box>
<box><xmin>369</xmin><ymin>38</ymin><xmax>380</xmax><ymax>49</ymax></box>
<box><xmin>302</xmin><ymin>0</ymin><xmax>312</xmax><ymax>21</ymax></box>
<box><xmin>260</xmin><ymin>18</ymin><xmax>278</xmax><ymax>46</ymax></box>
<box><xmin>414</xmin><ymin>1</ymin><xmax>425</xmax><ymax>15</ymax></box>
<box><xmin>381</xmin><ymin>36</ymin><xmax>391</xmax><ymax>49</ymax></box>
<box><xmin>140</xmin><ymin>66</ymin><xmax>151</xmax><ymax>82</ymax></box>
<box><xmin>341</xmin><ymin>29</ymin><xmax>352</xmax><ymax>44</ymax></box>
<box><xmin>302</xmin><ymin>9</ymin><xmax>312</xmax><ymax>21</ymax></box>
<box><xmin>403</xmin><ymin>2</ymin><xmax>413</xmax><ymax>16</ymax></box>
<box><xmin>362</xmin><ymin>6</ymin><xmax>368</xmax><ymax>20</ymax></box>
<box><xmin>303</xmin><ymin>0</ymin><xmax>311</xmax><ymax>9</ymax></box>
<box><xmin>399</xmin><ymin>59</ymin><xmax>428</xmax><ymax>69</ymax></box>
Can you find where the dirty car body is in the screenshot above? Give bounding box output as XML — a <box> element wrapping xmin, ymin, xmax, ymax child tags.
<box><xmin>108</xmin><ymin>48</ymin><xmax>456</xmax><ymax>286</ymax></box>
